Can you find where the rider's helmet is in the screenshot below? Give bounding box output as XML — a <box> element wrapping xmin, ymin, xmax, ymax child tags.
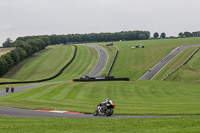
<box><xmin>105</xmin><ymin>98</ymin><xmax>110</xmax><ymax>102</ymax></box>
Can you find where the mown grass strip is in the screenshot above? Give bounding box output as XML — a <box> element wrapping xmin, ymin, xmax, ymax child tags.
<box><xmin>154</xmin><ymin>47</ymin><xmax>199</xmax><ymax>81</ymax></box>
<box><xmin>10</xmin><ymin>45</ymin><xmax>73</xmax><ymax>81</ymax></box>
<box><xmin>0</xmin><ymin>80</ymin><xmax>200</xmax><ymax>115</ymax></box>
<box><xmin>91</xmin><ymin>38</ymin><xmax>200</xmax><ymax>80</ymax></box>
<box><xmin>49</xmin><ymin>45</ymin><xmax>98</xmax><ymax>82</ymax></box>
<box><xmin>164</xmin><ymin>49</ymin><xmax>200</xmax><ymax>83</ymax></box>
<box><xmin>0</xmin><ymin>116</ymin><xmax>200</xmax><ymax>133</ymax></box>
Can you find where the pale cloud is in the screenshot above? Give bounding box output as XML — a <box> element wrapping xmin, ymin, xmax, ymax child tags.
<box><xmin>0</xmin><ymin>0</ymin><xmax>200</xmax><ymax>46</ymax></box>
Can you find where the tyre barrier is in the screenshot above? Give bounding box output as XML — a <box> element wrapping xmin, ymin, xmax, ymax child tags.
<box><xmin>0</xmin><ymin>45</ymin><xmax>77</xmax><ymax>85</ymax></box>
<box><xmin>162</xmin><ymin>47</ymin><xmax>200</xmax><ymax>81</ymax></box>
<box><xmin>72</xmin><ymin>77</ymin><xmax>129</xmax><ymax>82</ymax></box>
<box><xmin>106</xmin><ymin>43</ymin><xmax>113</xmax><ymax>46</ymax></box>
<box><xmin>107</xmin><ymin>50</ymin><xmax>118</xmax><ymax>76</ymax></box>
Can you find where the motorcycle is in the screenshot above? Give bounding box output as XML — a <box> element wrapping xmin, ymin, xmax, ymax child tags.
<box><xmin>6</xmin><ymin>87</ymin><xmax>9</xmax><ymax>93</ymax></box>
<box><xmin>93</xmin><ymin>103</ymin><xmax>116</xmax><ymax>116</ymax></box>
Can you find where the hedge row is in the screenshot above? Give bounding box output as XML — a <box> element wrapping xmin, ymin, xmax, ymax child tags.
<box><xmin>107</xmin><ymin>50</ymin><xmax>118</xmax><ymax>76</ymax></box>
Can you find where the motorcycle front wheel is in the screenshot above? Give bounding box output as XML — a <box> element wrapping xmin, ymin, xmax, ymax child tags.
<box><xmin>93</xmin><ymin>109</ymin><xmax>98</xmax><ymax>116</ymax></box>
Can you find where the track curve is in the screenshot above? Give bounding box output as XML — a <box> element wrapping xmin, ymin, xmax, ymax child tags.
<box><xmin>87</xmin><ymin>44</ymin><xmax>108</xmax><ymax>77</ymax></box>
<box><xmin>140</xmin><ymin>44</ymin><xmax>200</xmax><ymax>80</ymax></box>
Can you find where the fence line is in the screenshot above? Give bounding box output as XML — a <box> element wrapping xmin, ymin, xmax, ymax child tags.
<box><xmin>162</xmin><ymin>47</ymin><xmax>200</xmax><ymax>81</ymax></box>
<box><xmin>107</xmin><ymin>50</ymin><xmax>118</xmax><ymax>76</ymax></box>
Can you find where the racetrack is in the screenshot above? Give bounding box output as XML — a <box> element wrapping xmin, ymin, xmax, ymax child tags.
<box><xmin>140</xmin><ymin>44</ymin><xmax>200</xmax><ymax>80</ymax></box>
<box><xmin>0</xmin><ymin>44</ymin><xmax>192</xmax><ymax>118</ymax></box>
<box><xmin>0</xmin><ymin>106</ymin><xmax>181</xmax><ymax>118</ymax></box>
<box><xmin>86</xmin><ymin>44</ymin><xmax>108</xmax><ymax>77</ymax></box>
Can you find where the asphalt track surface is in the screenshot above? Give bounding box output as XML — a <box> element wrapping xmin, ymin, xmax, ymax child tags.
<box><xmin>140</xmin><ymin>44</ymin><xmax>200</xmax><ymax>80</ymax></box>
<box><xmin>87</xmin><ymin>44</ymin><xmax>108</xmax><ymax>77</ymax></box>
<box><xmin>0</xmin><ymin>44</ymin><xmax>186</xmax><ymax>118</ymax></box>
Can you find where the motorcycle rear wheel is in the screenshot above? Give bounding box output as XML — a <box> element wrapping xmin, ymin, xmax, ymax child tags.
<box><xmin>105</xmin><ymin>109</ymin><xmax>114</xmax><ymax>116</ymax></box>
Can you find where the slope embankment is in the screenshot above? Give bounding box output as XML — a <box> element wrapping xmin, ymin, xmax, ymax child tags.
<box><xmin>0</xmin><ymin>46</ymin><xmax>77</xmax><ymax>85</ymax></box>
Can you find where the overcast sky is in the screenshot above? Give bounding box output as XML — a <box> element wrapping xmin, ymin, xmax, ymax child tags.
<box><xmin>1</xmin><ymin>0</ymin><xmax>200</xmax><ymax>46</ymax></box>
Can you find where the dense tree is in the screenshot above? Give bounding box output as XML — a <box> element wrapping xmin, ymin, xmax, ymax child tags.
<box><xmin>1</xmin><ymin>53</ymin><xmax>14</xmax><ymax>71</ymax></box>
<box><xmin>16</xmin><ymin>47</ymin><xmax>27</xmax><ymax>61</ymax></box>
<box><xmin>40</xmin><ymin>36</ymin><xmax>50</xmax><ymax>46</ymax></box>
<box><xmin>0</xmin><ymin>37</ymin><xmax>50</xmax><ymax>77</ymax></box>
<box><xmin>0</xmin><ymin>58</ymin><xmax>7</xmax><ymax>76</ymax></box>
<box><xmin>10</xmin><ymin>49</ymin><xmax>20</xmax><ymax>65</ymax></box>
<box><xmin>138</xmin><ymin>34</ymin><xmax>147</xmax><ymax>40</ymax></box>
<box><xmin>16</xmin><ymin>31</ymin><xmax>150</xmax><ymax>45</ymax></box>
<box><xmin>153</xmin><ymin>32</ymin><xmax>159</xmax><ymax>39</ymax></box>
<box><xmin>26</xmin><ymin>39</ymin><xmax>39</xmax><ymax>53</ymax></box>
<box><xmin>184</xmin><ymin>32</ymin><xmax>192</xmax><ymax>37</ymax></box>
<box><xmin>2</xmin><ymin>38</ymin><xmax>14</xmax><ymax>47</ymax></box>
<box><xmin>160</xmin><ymin>32</ymin><xmax>166</xmax><ymax>39</ymax></box>
<box><xmin>178</xmin><ymin>32</ymin><xmax>184</xmax><ymax>37</ymax></box>
<box><xmin>15</xmin><ymin>40</ymin><xmax>33</xmax><ymax>56</ymax></box>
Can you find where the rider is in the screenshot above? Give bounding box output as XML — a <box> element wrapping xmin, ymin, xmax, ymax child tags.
<box><xmin>99</xmin><ymin>98</ymin><xmax>113</xmax><ymax>113</ymax></box>
<box><xmin>101</xmin><ymin>98</ymin><xmax>113</xmax><ymax>105</ymax></box>
<box><xmin>5</xmin><ymin>86</ymin><xmax>9</xmax><ymax>93</ymax></box>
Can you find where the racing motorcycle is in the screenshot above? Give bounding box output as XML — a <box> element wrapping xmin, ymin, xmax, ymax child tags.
<box><xmin>93</xmin><ymin>103</ymin><xmax>116</xmax><ymax>116</ymax></box>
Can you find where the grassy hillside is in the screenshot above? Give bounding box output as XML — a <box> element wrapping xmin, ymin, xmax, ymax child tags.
<box><xmin>8</xmin><ymin>45</ymin><xmax>74</xmax><ymax>81</ymax></box>
<box><xmin>48</xmin><ymin>44</ymin><xmax>98</xmax><ymax>82</ymax></box>
<box><xmin>92</xmin><ymin>38</ymin><xmax>200</xmax><ymax>80</ymax></box>
<box><xmin>164</xmin><ymin>48</ymin><xmax>200</xmax><ymax>83</ymax></box>
<box><xmin>154</xmin><ymin>47</ymin><xmax>200</xmax><ymax>81</ymax></box>
<box><xmin>0</xmin><ymin>80</ymin><xmax>199</xmax><ymax>115</ymax></box>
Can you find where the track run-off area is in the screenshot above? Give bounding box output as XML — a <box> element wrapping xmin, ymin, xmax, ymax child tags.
<box><xmin>0</xmin><ymin>44</ymin><xmax>199</xmax><ymax>118</ymax></box>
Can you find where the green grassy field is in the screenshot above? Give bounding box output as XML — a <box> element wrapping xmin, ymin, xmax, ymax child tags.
<box><xmin>8</xmin><ymin>45</ymin><xmax>74</xmax><ymax>81</ymax></box>
<box><xmin>0</xmin><ymin>116</ymin><xmax>200</xmax><ymax>133</ymax></box>
<box><xmin>1</xmin><ymin>44</ymin><xmax>98</xmax><ymax>82</ymax></box>
<box><xmin>165</xmin><ymin>48</ymin><xmax>200</xmax><ymax>83</ymax></box>
<box><xmin>92</xmin><ymin>38</ymin><xmax>200</xmax><ymax>80</ymax></box>
<box><xmin>48</xmin><ymin>44</ymin><xmax>98</xmax><ymax>82</ymax></box>
<box><xmin>0</xmin><ymin>80</ymin><xmax>199</xmax><ymax>115</ymax></box>
<box><xmin>1</xmin><ymin>38</ymin><xmax>200</xmax><ymax>132</ymax></box>
<box><xmin>154</xmin><ymin>47</ymin><xmax>200</xmax><ymax>81</ymax></box>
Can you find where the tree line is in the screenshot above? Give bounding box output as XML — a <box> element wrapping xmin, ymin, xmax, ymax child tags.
<box><xmin>178</xmin><ymin>31</ymin><xmax>200</xmax><ymax>38</ymax></box>
<box><xmin>0</xmin><ymin>36</ymin><xmax>50</xmax><ymax>77</ymax></box>
<box><xmin>13</xmin><ymin>31</ymin><xmax>150</xmax><ymax>45</ymax></box>
<box><xmin>153</xmin><ymin>32</ymin><xmax>166</xmax><ymax>39</ymax></box>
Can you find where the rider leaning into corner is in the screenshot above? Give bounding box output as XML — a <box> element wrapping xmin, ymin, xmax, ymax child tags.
<box><xmin>94</xmin><ymin>98</ymin><xmax>116</xmax><ymax>116</ymax></box>
<box><xmin>101</xmin><ymin>98</ymin><xmax>113</xmax><ymax>105</ymax></box>
<box><xmin>99</xmin><ymin>98</ymin><xmax>113</xmax><ymax>114</ymax></box>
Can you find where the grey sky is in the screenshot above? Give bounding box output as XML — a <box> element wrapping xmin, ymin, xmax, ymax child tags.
<box><xmin>1</xmin><ymin>0</ymin><xmax>200</xmax><ymax>46</ymax></box>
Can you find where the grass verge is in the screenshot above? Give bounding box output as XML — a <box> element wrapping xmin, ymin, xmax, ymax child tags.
<box><xmin>0</xmin><ymin>116</ymin><xmax>200</xmax><ymax>132</ymax></box>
